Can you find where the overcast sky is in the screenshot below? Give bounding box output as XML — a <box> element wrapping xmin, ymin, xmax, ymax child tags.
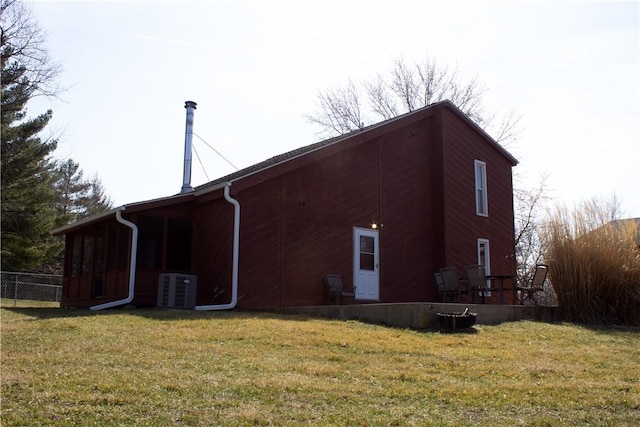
<box><xmin>29</xmin><ymin>0</ymin><xmax>640</xmax><ymax>217</ymax></box>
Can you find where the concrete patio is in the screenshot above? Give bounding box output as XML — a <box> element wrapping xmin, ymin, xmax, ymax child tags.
<box><xmin>279</xmin><ymin>302</ymin><xmax>563</xmax><ymax>330</ymax></box>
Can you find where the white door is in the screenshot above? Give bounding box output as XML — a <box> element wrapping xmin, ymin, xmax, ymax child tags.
<box><xmin>353</xmin><ymin>227</ymin><xmax>379</xmax><ymax>301</ymax></box>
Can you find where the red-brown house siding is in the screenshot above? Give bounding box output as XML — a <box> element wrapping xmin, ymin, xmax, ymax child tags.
<box><xmin>127</xmin><ymin>203</ymin><xmax>197</xmax><ymax>306</ymax></box>
<box><xmin>440</xmin><ymin>108</ymin><xmax>516</xmax><ymax>302</ymax></box>
<box><xmin>60</xmin><ymin>218</ymin><xmax>132</xmax><ymax>308</ymax></box>
<box><xmin>55</xmin><ymin>100</ymin><xmax>517</xmax><ymax>309</ymax></box>
<box><xmin>222</xmin><ymin>109</ymin><xmax>477</xmax><ymax>309</ymax></box>
<box><xmin>193</xmin><ymin>194</ymin><xmax>234</xmax><ymax>305</ymax></box>
<box><xmin>59</xmin><ymin>200</ymin><xmax>199</xmax><ymax>308</ymax></box>
<box><xmin>378</xmin><ymin>119</ymin><xmax>439</xmax><ymax>302</ymax></box>
<box><xmin>233</xmin><ymin>137</ymin><xmax>381</xmax><ymax>309</ymax></box>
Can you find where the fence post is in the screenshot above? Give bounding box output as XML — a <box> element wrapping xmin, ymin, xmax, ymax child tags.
<box><xmin>14</xmin><ymin>274</ymin><xmax>18</xmax><ymax>307</ymax></box>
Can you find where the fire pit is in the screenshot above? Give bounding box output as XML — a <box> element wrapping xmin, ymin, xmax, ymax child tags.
<box><xmin>437</xmin><ymin>309</ymin><xmax>477</xmax><ymax>331</ymax></box>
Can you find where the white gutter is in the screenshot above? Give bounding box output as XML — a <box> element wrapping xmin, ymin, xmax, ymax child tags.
<box><xmin>196</xmin><ymin>183</ymin><xmax>239</xmax><ymax>310</ymax></box>
<box><xmin>91</xmin><ymin>210</ymin><xmax>139</xmax><ymax>311</ymax></box>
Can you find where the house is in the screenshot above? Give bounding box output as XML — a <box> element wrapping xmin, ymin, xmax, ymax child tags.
<box><xmin>52</xmin><ymin>100</ymin><xmax>518</xmax><ymax>310</ymax></box>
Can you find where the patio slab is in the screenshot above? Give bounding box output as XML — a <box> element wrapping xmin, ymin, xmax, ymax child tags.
<box><xmin>278</xmin><ymin>302</ymin><xmax>563</xmax><ymax>330</ymax></box>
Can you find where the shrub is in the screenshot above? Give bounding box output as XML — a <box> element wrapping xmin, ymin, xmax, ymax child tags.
<box><xmin>542</xmin><ymin>199</ymin><xmax>640</xmax><ymax>325</ymax></box>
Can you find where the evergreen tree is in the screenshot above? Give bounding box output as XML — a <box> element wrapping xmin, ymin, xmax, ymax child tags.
<box><xmin>50</xmin><ymin>159</ymin><xmax>85</xmax><ymax>226</ymax></box>
<box><xmin>79</xmin><ymin>174</ymin><xmax>112</xmax><ymax>219</ymax></box>
<box><xmin>1</xmin><ymin>56</ymin><xmax>59</xmax><ymax>270</ymax></box>
<box><xmin>51</xmin><ymin>159</ymin><xmax>113</xmax><ymax>226</ymax></box>
<box><xmin>1</xmin><ymin>0</ymin><xmax>60</xmax><ymax>270</ymax></box>
<box><xmin>1</xmin><ymin>1</ymin><xmax>113</xmax><ymax>272</ymax></box>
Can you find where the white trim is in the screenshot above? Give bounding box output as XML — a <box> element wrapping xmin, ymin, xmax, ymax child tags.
<box><xmin>477</xmin><ymin>238</ymin><xmax>490</xmax><ymax>274</ymax></box>
<box><xmin>474</xmin><ymin>160</ymin><xmax>488</xmax><ymax>217</ymax></box>
<box><xmin>51</xmin><ymin>207</ymin><xmax>122</xmax><ymax>236</ymax></box>
<box><xmin>477</xmin><ymin>238</ymin><xmax>491</xmax><ymax>296</ymax></box>
<box><xmin>195</xmin><ymin>183</ymin><xmax>240</xmax><ymax>310</ymax></box>
<box><xmin>353</xmin><ymin>227</ymin><xmax>380</xmax><ymax>301</ymax></box>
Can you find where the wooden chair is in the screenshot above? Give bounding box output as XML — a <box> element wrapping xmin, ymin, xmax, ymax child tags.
<box><xmin>515</xmin><ymin>265</ymin><xmax>548</xmax><ymax>305</ymax></box>
<box><xmin>325</xmin><ymin>274</ymin><xmax>355</xmax><ymax>304</ymax></box>
<box><xmin>438</xmin><ymin>267</ymin><xmax>466</xmax><ymax>303</ymax></box>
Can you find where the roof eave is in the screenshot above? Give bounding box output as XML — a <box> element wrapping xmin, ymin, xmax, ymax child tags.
<box><xmin>51</xmin><ymin>206</ymin><xmax>124</xmax><ymax>236</ymax></box>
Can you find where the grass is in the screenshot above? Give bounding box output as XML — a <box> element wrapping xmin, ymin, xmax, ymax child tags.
<box><xmin>1</xmin><ymin>298</ymin><xmax>60</xmax><ymax>308</ymax></box>
<box><xmin>2</xmin><ymin>307</ymin><xmax>639</xmax><ymax>426</ymax></box>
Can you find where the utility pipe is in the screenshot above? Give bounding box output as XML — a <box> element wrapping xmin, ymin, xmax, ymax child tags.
<box><xmin>181</xmin><ymin>100</ymin><xmax>197</xmax><ymax>194</ymax></box>
<box><xmin>196</xmin><ymin>183</ymin><xmax>239</xmax><ymax>310</ymax></box>
<box><xmin>91</xmin><ymin>210</ymin><xmax>138</xmax><ymax>310</ymax></box>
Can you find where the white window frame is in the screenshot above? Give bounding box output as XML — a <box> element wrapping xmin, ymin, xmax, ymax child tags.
<box><xmin>477</xmin><ymin>238</ymin><xmax>490</xmax><ymax>275</ymax></box>
<box><xmin>477</xmin><ymin>238</ymin><xmax>491</xmax><ymax>296</ymax></box>
<box><xmin>474</xmin><ymin>160</ymin><xmax>488</xmax><ymax>217</ymax></box>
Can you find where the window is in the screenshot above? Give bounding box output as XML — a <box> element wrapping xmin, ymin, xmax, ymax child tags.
<box><xmin>477</xmin><ymin>238</ymin><xmax>491</xmax><ymax>296</ymax></box>
<box><xmin>81</xmin><ymin>234</ymin><xmax>93</xmax><ymax>276</ymax></box>
<box><xmin>477</xmin><ymin>238</ymin><xmax>490</xmax><ymax>275</ymax></box>
<box><xmin>359</xmin><ymin>235</ymin><xmax>376</xmax><ymax>271</ymax></box>
<box><xmin>166</xmin><ymin>219</ymin><xmax>193</xmax><ymax>272</ymax></box>
<box><xmin>474</xmin><ymin>160</ymin><xmax>488</xmax><ymax>216</ymax></box>
<box><xmin>136</xmin><ymin>216</ymin><xmax>164</xmax><ymax>269</ymax></box>
<box><xmin>71</xmin><ymin>234</ymin><xmax>82</xmax><ymax>277</ymax></box>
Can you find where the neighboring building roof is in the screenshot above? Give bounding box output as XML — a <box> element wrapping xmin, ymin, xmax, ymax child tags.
<box><xmin>609</xmin><ymin>217</ymin><xmax>640</xmax><ymax>245</ymax></box>
<box><xmin>52</xmin><ymin>100</ymin><xmax>517</xmax><ymax>236</ymax></box>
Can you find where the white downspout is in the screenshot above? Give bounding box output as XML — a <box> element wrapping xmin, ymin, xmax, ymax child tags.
<box><xmin>91</xmin><ymin>210</ymin><xmax>138</xmax><ymax>311</ymax></box>
<box><xmin>196</xmin><ymin>182</ymin><xmax>239</xmax><ymax>310</ymax></box>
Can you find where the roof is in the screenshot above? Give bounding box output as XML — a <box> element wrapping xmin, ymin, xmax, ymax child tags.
<box><xmin>52</xmin><ymin>100</ymin><xmax>517</xmax><ymax>235</ymax></box>
<box><xmin>195</xmin><ymin>100</ymin><xmax>518</xmax><ymax>193</ymax></box>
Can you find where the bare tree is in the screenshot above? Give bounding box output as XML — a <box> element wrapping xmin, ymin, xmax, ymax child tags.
<box><xmin>306</xmin><ymin>55</ymin><xmax>520</xmax><ymax>146</ymax></box>
<box><xmin>513</xmin><ymin>174</ymin><xmax>549</xmax><ymax>279</ymax></box>
<box><xmin>306</xmin><ymin>54</ymin><xmax>546</xmax><ymax>281</ymax></box>
<box><xmin>307</xmin><ymin>79</ymin><xmax>364</xmax><ymax>135</ymax></box>
<box><xmin>365</xmin><ymin>76</ymin><xmax>399</xmax><ymax>120</ymax></box>
<box><xmin>1</xmin><ymin>0</ymin><xmax>62</xmax><ymax>97</ymax></box>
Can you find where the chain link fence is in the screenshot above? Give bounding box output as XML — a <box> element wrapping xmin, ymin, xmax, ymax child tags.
<box><xmin>1</xmin><ymin>271</ymin><xmax>62</xmax><ymax>307</ymax></box>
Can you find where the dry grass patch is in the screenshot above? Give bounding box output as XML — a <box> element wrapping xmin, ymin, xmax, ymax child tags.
<box><xmin>2</xmin><ymin>308</ymin><xmax>639</xmax><ymax>426</ymax></box>
<box><xmin>543</xmin><ymin>200</ymin><xmax>640</xmax><ymax>325</ymax></box>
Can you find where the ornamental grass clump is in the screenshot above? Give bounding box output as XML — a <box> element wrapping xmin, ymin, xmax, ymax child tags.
<box><xmin>542</xmin><ymin>199</ymin><xmax>640</xmax><ymax>325</ymax></box>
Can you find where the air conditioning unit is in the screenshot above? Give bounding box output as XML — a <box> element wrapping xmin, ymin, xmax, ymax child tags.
<box><xmin>157</xmin><ymin>273</ymin><xmax>197</xmax><ymax>309</ymax></box>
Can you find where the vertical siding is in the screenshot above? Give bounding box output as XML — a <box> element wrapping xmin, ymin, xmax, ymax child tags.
<box><xmin>379</xmin><ymin>119</ymin><xmax>440</xmax><ymax>302</ymax></box>
<box><xmin>236</xmin><ymin>140</ymin><xmax>380</xmax><ymax>309</ymax></box>
<box><xmin>440</xmin><ymin>108</ymin><xmax>516</xmax><ymax>299</ymax></box>
<box><xmin>235</xmin><ymin>177</ymin><xmax>284</xmax><ymax>308</ymax></box>
<box><xmin>59</xmin><ymin>102</ymin><xmax>517</xmax><ymax>309</ymax></box>
<box><xmin>194</xmin><ymin>196</ymin><xmax>234</xmax><ymax>305</ymax></box>
<box><xmin>230</xmin><ymin>105</ymin><xmax>518</xmax><ymax>308</ymax></box>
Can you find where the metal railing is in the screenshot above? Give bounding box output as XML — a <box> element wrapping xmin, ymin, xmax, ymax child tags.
<box><xmin>1</xmin><ymin>271</ymin><xmax>62</xmax><ymax>307</ymax></box>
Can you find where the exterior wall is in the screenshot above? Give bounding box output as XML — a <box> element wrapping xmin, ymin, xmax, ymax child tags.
<box><xmin>60</xmin><ymin>202</ymin><xmax>198</xmax><ymax>308</ymax></box>
<box><xmin>61</xmin><ymin>218</ymin><xmax>131</xmax><ymax>308</ymax></box>
<box><xmin>378</xmin><ymin>118</ymin><xmax>443</xmax><ymax>302</ymax></box>
<box><xmin>197</xmin><ymin>106</ymin><xmax>515</xmax><ymax>309</ymax></box>
<box><xmin>440</xmin><ymin>108</ymin><xmax>516</xmax><ymax>302</ymax></box>
<box><xmin>128</xmin><ymin>204</ymin><xmax>197</xmax><ymax>306</ymax></box>
<box><xmin>193</xmin><ymin>195</ymin><xmax>234</xmax><ymax>305</ymax></box>
<box><xmin>58</xmin><ymin>102</ymin><xmax>516</xmax><ymax>309</ymax></box>
<box><xmin>234</xmin><ymin>138</ymin><xmax>381</xmax><ymax>308</ymax></box>
<box><xmin>227</xmin><ymin>111</ymin><xmax>468</xmax><ymax>309</ymax></box>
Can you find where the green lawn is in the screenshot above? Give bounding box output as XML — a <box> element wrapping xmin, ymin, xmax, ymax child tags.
<box><xmin>1</xmin><ymin>307</ymin><xmax>639</xmax><ymax>426</ymax></box>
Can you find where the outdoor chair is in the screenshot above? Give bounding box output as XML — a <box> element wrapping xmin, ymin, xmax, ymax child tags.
<box><xmin>515</xmin><ymin>264</ymin><xmax>548</xmax><ymax>305</ymax></box>
<box><xmin>465</xmin><ymin>264</ymin><xmax>499</xmax><ymax>304</ymax></box>
<box><xmin>437</xmin><ymin>267</ymin><xmax>467</xmax><ymax>303</ymax></box>
<box><xmin>325</xmin><ymin>274</ymin><xmax>355</xmax><ymax>304</ymax></box>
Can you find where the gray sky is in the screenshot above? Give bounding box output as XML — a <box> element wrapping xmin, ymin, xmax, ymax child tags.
<box><xmin>31</xmin><ymin>0</ymin><xmax>640</xmax><ymax>216</ymax></box>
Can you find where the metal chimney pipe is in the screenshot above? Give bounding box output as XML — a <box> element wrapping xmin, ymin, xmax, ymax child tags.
<box><xmin>181</xmin><ymin>100</ymin><xmax>197</xmax><ymax>194</ymax></box>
